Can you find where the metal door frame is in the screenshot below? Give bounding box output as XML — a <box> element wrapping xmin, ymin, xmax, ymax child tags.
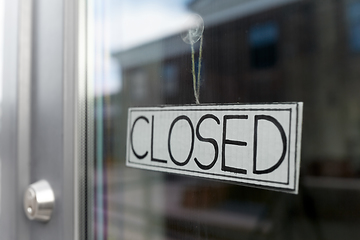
<box><xmin>0</xmin><ymin>0</ymin><xmax>86</xmax><ymax>239</ymax></box>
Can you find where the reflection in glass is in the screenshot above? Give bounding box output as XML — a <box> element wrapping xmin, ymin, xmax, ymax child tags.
<box><xmin>88</xmin><ymin>0</ymin><xmax>360</xmax><ymax>239</ymax></box>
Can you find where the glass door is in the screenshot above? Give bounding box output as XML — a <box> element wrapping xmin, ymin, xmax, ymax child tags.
<box><xmin>85</xmin><ymin>0</ymin><xmax>360</xmax><ymax>239</ymax></box>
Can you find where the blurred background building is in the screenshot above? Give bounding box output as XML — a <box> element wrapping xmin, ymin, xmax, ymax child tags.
<box><xmin>113</xmin><ymin>0</ymin><xmax>360</xmax><ymax>177</ymax></box>
<box><xmin>92</xmin><ymin>0</ymin><xmax>360</xmax><ymax>239</ymax></box>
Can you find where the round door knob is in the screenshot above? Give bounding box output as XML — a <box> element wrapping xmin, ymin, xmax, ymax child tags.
<box><xmin>23</xmin><ymin>180</ymin><xmax>55</xmax><ymax>222</ymax></box>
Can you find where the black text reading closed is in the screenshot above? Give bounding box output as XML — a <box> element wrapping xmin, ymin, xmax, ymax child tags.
<box><xmin>126</xmin><ymin>104</ymin><xmax>302</xmax><ymax>193</ymax></box>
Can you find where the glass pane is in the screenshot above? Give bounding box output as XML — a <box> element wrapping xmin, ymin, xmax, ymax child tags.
<box><xmin>86</xmin><ymin>0</ymin><xmax>360</xmax><ymax>239</ymax></box>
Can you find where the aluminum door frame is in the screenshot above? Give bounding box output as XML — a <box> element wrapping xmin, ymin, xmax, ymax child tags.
<box><xmin>0</xmin><ymin>0</ymin><xmax>86</xmax><ymax>239</ymax></box>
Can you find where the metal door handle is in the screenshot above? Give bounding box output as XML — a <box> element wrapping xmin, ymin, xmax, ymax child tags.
<box><xmin>23</xmin><ymin>180</ymin><xmax>55</xmax><ymax>222</ymax></box>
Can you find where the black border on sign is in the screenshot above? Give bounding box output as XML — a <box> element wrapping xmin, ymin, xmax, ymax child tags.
<box><xmin>294</xmin><ymin>103</ymin><xmax>300</xmax><ymax>191</ymax></box>
<box><xmin>126</xmin><ymin>104</ymin><xmax>299</xmax><ymax>192</ymax></box>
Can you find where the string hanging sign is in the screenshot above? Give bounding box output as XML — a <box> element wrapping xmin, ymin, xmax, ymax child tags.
<box><xmin>125</xmin><ymin>14</ymin><xmax>303</xmax><ymax>194</ymax></box>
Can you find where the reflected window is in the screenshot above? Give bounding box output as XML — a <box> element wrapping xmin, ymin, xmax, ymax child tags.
<box><xmin>130</xmin><ymin>69</ymin><xmax>147</xmax><ymax>101</ymax></box>
<box><xmin>347</xmin><ymin>1</ymin><xmax>360</xmax><ymax>52</ymax></box>
<box><xmin>249</xmin><ymin>21</ymin><xmax>279</xmax><ymax>69</ymax></box>
<box><xmin>163</xmin><ymin>63</ymin><xmax>179</xmax><ymax>96</ymax></box>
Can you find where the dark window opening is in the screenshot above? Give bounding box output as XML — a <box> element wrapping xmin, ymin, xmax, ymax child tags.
<box><xmin>347</xmin><ymin>1</ymin><xmax>360</xmax><ymax>52</ymax></box>
<box><xmin>249</xmin><ymin>21</ymin><xmax>279</xmax><ymax>69</ymax></box>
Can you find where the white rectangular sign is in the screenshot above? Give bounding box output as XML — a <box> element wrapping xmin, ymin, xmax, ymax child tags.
<box><xmin>126</xmin><ymin>103</ymin><xmax>303</xmax><ymax>194</ymax></box>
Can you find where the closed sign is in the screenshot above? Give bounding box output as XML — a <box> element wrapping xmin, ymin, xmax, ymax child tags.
<box><xmin>126</xmin><ymin>103</ymin><xmax>303</xmax><ymax>194</ymax></box>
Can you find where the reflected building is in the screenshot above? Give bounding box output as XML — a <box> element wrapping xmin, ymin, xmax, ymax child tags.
<box><xmin>108</xmin><ymin>0</ymin><xmax>360</xmax><ymax>239</ymax></box>
<box><xmin>113</xmin><ymin>0</ymin><xmax>360</xmax><ymax>176</ymax></box>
